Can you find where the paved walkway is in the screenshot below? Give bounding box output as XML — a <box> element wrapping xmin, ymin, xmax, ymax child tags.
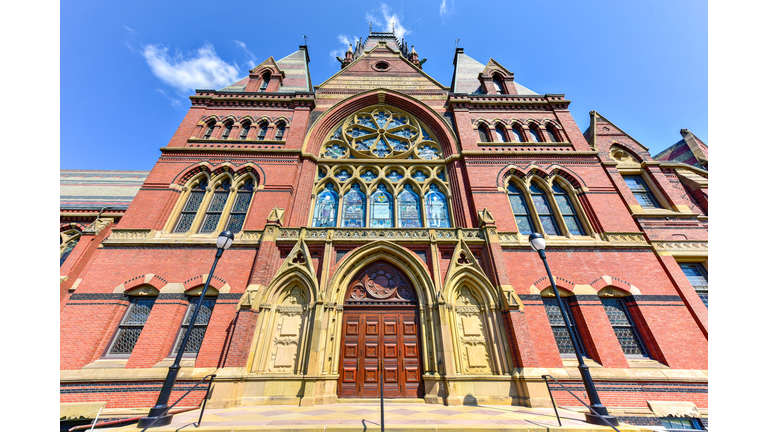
<box><xmin>107</xmin><ymin>402</ymin><xmax>653</xmax><ymax>431</ymax></box>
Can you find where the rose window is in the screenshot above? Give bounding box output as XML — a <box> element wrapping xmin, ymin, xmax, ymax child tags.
<box><xmin>321</xmin><ymin>106</ymin><xmax>442</xmax><ymax>160</ymax></box>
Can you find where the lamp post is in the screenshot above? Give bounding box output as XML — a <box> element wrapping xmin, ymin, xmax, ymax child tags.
<box><xmin>528</xmin><ymin>232</ymin><xmax>618</xmax><ymax>427</ymax></box>
<box><xmin>138</xmin><ymin>230</ymin><xmax>235</xmax><ymax>428</ymax></box>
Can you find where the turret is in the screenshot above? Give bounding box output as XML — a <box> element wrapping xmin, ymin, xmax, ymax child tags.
<box><xmin>342</xmin><ymin>44</ymin><xmax>354</xmax><ymax>69</ymax></box>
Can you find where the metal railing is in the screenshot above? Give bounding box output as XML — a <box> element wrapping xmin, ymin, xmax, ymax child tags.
<box><xmin>542</xmin><ymin>374</ymin><xmax>620</xmax><ymax>432</ymax></box>
<box><xmin>140</xmin><ymin>373</ymin><xmax>217</xmax><ymax>431</ymax></box>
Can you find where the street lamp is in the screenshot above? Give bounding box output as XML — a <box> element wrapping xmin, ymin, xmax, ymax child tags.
<box><xmin>528</xmin><ymin>232</ymin><xmax>618</xmax><ymax>427</ymax></box>
<box><xmin>138</xmin><ymin>230</ymin><xmax>235</xmax><ymax>428</ymax></box>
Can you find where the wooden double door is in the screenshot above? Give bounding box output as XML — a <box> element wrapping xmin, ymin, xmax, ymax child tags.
<box><xmin>337</xmin><ymin>307</ymin><xmax>423</xmax><ymax>398</ymax></box>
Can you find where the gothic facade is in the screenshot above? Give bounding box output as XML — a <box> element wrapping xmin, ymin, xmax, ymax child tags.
<box><xmin>60</xmin><ymin>31</ymin><xmax>708</xmax><ymax>426</ymax></box>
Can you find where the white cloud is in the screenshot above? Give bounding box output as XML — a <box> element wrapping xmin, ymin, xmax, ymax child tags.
<box><xmin>155</xmin><ymin>88</ymin><xmax>181</xmax><ymax>107</ymax></box>
<box><xmin>141</xmin><ymin>43</ymin><xmax>242</xmax><ymax>93</ymax></box>
<box><xmin>123</xmin><ymin>25</ymin><xmax>137</xmax><ymax>34</ymax></box>
<box><xmin>439</xmin><ymin>0</ymin><xmax>455</xmax><ymax>22</ymax></box>
<box><xmin>329</xmin><ymin>34</ymin><xmax>358</xmax><ymax>64</ymax></box>
<box><xmin>377</xmin><ymin>4</ymin><xmax>410</xmax><ymax>39</ymax></box>
<box><xmin>233</xmin><ymin>39</ymin><xmax>257</xmax><ymax>69</ymax></box>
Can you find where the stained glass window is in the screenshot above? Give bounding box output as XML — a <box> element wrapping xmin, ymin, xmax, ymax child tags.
<box><xmin>508</xmin><ymin>183</ymin><xmax>534</xmax><ymax>235</ymax></box>
<box><xmin>418</xmin><ymin>146</ymin><xmax>438</xmax><ymax>160</ymax></box>
<box><xmin>173</xmin><ymin>298</ymin><xmax>216</xmax><ymax>355</ymax></box>
<box><xmin>373</xmin><ymin>141</ymin><xmax>390</xmax><ymax>157</ymax></box>
<box><xmin>421</xmin><ymin>127</ymin><xmax>432</xmax><ymax>141</ymax></box>
<box><xmin>199</xmin><ymin>180</ymin><xmax>231</xmax><ymax>234</ymax></box>
<box><xmin>623</xmin><ymin>175</ymin><xmax>660</xmax><ymax>209</ymax></box>
<box><xmin>553</xmin><ymin>183</ymin><xmax>585</xmax><ymax>235</ymax></box>
<box><xmin>257</xmin><ymin>123</ymin><xmax>267</xmax><ymax>140</ymax></box>
<box><xmin>317</xmin><ymin>168</ymin><xmax>326</xmax><ymax>180</ymax></box>
<box><xmin>324</xmin><ymin>144</ymin><xmax>346</xmax><ymax>159</ymax></box>
<box><xmin>398</xmin><ymin>184</ymin><xmax>422</xmax><ymax>228</ymax></box>
<box><xmin>542</xmin><ymin>297</ymin><xmax>585</xmax><ymax>356</ymax></box>
<box><xmin>107</xmin><ymin>297</ymin><xmax>156</xmax><ymax>356</ymax></box>
<box><xmin>680</xmin><ymin>263</ymin><xmax>708</xmax><ymax>308</ymax></box>
<box><xmin>512</xmin><ymin>127</ymin><xmax>523</xmax><ymax>142</ymax></box>
<box><xmin>413</xmin><ymin>170</ymin><xmax>426</xmax><ymax>182</ymax></box>
<box><xmin>174</xmin><ymin>179</ymin><xmax>208</xmax><ymax>233</ymax></box>
<box><xmin>425</xmin><ymin>184</ymin><xmax>450</xmax><ymax>228</ymax></box>
<box><xmin>203</xmin><ymin>124</ymin><xmax>214</xmax><ymax>139</ymax></box>
<box><xmin>341</xmin><ymin>184</ymin><xmax>366</xmax><ymax>228</ymax></box>
<box><xmin>312</xmin><ymin>183</ymin><xmax>338</xmax><ymax>227</ymax></box>
<box><xmin>529</xmin><ymin>127</ymin><xmax>541</xmax><ymax>143</ymax></box>
<box><xmin>362</xmin><ymin>184</ymin><xmax>391</xmax><ymax>227</ymax></box>
<box><xmin>601</xmin><ymin>297</ymin><xmax>647</xmax><ymax>356</ymax></box>
<box><xmin>60</xmin><ymin>232</ymin><xmax>80</xmax><ymax>266</ymax></box>
<box><xmin>362</xmin><ymin>170</ymin><xmax>376</xmax><ymax>182</ymax></box>
<box><xmin>530</xmin><ymin>183</ymin><xmax>560</xmax><ymax>236</ymax></box>
<box><xmin>478</xmin><ymin>125</ymin><xmax>490</xmax><ymax>142</ymax></box>
<box><xmin>546</xmin><ymin>126</ymin><xmax>559</xmax><ymax>142</ymax></box>
<box><xmin>226</xmin><ymin>179</ymin><xmax>254</xmax><ymax>233</ymax></box>
<box><xmin>222</xmin><ymin>123</ymin><xmax>232</xmax><ymax>139</ymax></box>
<box><xmin>436</xmin><ymin>170</ymin><xmax>446</xmax><ymax>181</ymax></box>
<box><xmin>239</xmin><ymin>123</ymin><xmax>250</xmax><ymax>139</ymax></box>
<box><xmin>335</xmin><ymin>169</ymin><xmax>351</xmax><ymax>182</ymax></box>
<box><xmin>494</xmin><ymin>125</ymin><xmax>507</xmax><ymax>142</ymax></box>
<box><xmin>493</xmin><ymin>76</ymin><xmax>505</xmax><ymax>94</ymax></box>
<box><xmin>275</xmin><ymin>123</ymin><xmax>285</xmax><ymax>140</ymax></box>
<box><xmin>386</xmin><ymin>170</ymin><xmax>403</xmax><ymax>182</ymax></box>
<box><xmin>660</xmin><ymin>418</ymin><xmax>702</xmax><ymax>430</ymax></box>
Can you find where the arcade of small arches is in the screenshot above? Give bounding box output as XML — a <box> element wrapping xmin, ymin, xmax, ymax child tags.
<box><xmin>196</xmin><ymin>116</ymin><xmax>290</xmax><ymax>142</ymax></box>
<box><xmin>476</xmin><ymin>119</ymin><xmax>564</xmax><ymax>144</ymax></box>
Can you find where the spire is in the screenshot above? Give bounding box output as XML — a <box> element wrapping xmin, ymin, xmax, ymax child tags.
<box><xmin>409</xmin><ymin>44</ymin><xmax>421</xmax><ymax>69</ymax></box>
<box><xmin>341</xmin><ymin>43</ymin><xmax>354</xmax><ymax>69</ymax></box>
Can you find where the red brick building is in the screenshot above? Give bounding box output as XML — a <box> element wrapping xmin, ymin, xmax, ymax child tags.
<box><xmin>60</xmin><ymin>30</ymin><xmax>708</xmax><ymax>428</ymax></box>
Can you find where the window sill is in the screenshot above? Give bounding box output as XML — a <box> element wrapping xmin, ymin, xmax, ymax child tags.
<box><xmin>153</xmin><ymin>358</ymin><xmax>196</xmax><ymax>368</ymax></box>
<box><xmin>626</xmin><ymin>357</ymin><xmax>668</xmax><ymax>369</ymax></box>
<box><xmin>561</xmin><ymin>357</ymin><xmax>603</xmax><ymax>368</ymax></box>
<box><xmin>83</xmin><ymin>358</ymin><xmax>128</xmax><ymax>369</ymax></box>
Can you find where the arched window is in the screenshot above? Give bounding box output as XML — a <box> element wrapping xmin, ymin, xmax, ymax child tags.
<box><xmin>507</xmin><ymin>182</ymin><xmax>533</xmax><ymax>235</ymax></box>
<box><xmin>312</xmin><ymin>183</ymin><xmax>338</xmax><ymax>227</ymax></box>
<box><xmin>239</xmin><ymin>122</ymin><xmax>251</xmax><ymax>140</ymax></box>
<box><xmin>511</xmin><ymin>126</ymin><xmax>524</xmax><ymax>143</ymax></box>
<box><xmin>478</xmin><ymin>125</ymin><xmax>490</xmax><ymax>142</ymax></box>
<box><xmin>528</xmin><ymin>126</ymin><xmax>541</xmax><ymax>143</ymax></box>
<box><xmin>221</xmin><ymin>122</ymin><xmax>232</xmax><ymax>139</ymax></box>
<box><xmin>199</xmin><ymin>179</ymin><xmax>231</xmax><ymax>233</ymax></box>
<box><xmin>203</xmin><ymin>122</ymin><xmax>215</xmax><ymax>139</ymax></box>
<box><xmin>341</xmin><ymin>183</ymin><xmax>366</xmax><ymax>228</ymax></box>
<box><xmin>226</xmin><ymin>179</ymin><xmax>255</xmax><ymax>233</ymax></box>
<box><xmin>257</xmin><ymin>123</ymin><xmax>268</xmax><ymax>140</ymax></box>
<box><xmin>552</xmin><ymin>183</ymin><xmax>585</xmax><ymax>235</ymax></box>
<box><xmin>494</xmin><ymin>125</ymin><xmax>507</xmax><ymax>142</ymax></box>
<box><xmin>259</xmin><ymin>72</ymin><xmax>271</xmax><ymax>92</ymax></box>
<box><xmin>275</xmin><ymin>122</ymin><xmax>286</xmax><ymax>140</ymax></box>
<box><xmin>542</xmin><ymin>296</ymin><xmax>586</xmax><ymax>356</ymax></box>
<box><xmin>60</xmin><ymin>229</ymin><xmax>81</xmax><ymax>266</ymax></box>
<box><xmin>398</xmin><ymin>184</ymin><xmax>422</xmax><ymax>228</ymax></box>
<box><xmin>545</xmin><ymin>126</ymin><xmax>560</xmax><ymax>142</ymax></box>
<box><xmin>173</xmin><ymin>296</ymin><xmax>217</xmax><ymax>355</ymax></box>
<box><xmin>529</xmin><ymin>183</ymin><xmax>560</xmax><ymax>235</ymax></box>
<box><xmin>106</xmin><ymin>297</ymin><xmax>156</xmax><ymax>356</ymax></box>
<box><xmin>370</xmin><ymin>184</ymin><xmax>394</xmax><ymax>227</ymax></box>
<box><xmin>174</xmin><ymin>178</ymin><xmax>208</xmax><ymax>233</ymax></box>
<box><xmin>601</xmin><ymin>297</ymin><xmax>648</xmax><ymax>357</ymax></box>
<box><xmin>492</xmin><ymin>75</ymin><xmax>505</xmax><ymax>94</ymax></box>
<box><xmin>425</xmin><ymin>184</ymin><xmax>450</xmax><ymax>227</ymax></box>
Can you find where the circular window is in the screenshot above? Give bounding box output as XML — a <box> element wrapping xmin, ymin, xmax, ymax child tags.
<box><xmin>372</xmin><ymin>61</ymin><xmax>391</xmax><ymax>72</ymax></box>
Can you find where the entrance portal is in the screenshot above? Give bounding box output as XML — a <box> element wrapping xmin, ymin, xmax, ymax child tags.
<box><xmin>337</xmin><ymin>263</ymin><xmax>423</xmax><ymax>398</ymax></box>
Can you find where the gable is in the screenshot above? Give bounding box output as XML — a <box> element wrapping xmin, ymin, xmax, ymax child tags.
<box><xmin>317</xmin><ymin>44</ymin><xmax>446</xmax><ymax>93</ymax></box>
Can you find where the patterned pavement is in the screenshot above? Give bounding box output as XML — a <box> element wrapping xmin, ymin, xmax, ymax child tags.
<box><xmin>108</xmin><ymin>402</ymin><xmax>652</xmax><ymax>431</ymax></box>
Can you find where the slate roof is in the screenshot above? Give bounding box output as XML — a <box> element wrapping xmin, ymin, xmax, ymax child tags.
<box><xmin>219</xmin><ymin>49</ymin><xmax>311</xmax><ymax>93</ymax></box>
<box><xmin>61</xmin><ymin>169</ymin><xmax>149</xmax><ymax>210</ymax></box>
<box><xmin>653</xmin><ymin>129</ymin><xmax>708</xmax><ymax>169</ymax></box>
<box><xmin>451</xmin><ymin>50</ymin><xmax>538</xmax><ymax>95</ymax></box>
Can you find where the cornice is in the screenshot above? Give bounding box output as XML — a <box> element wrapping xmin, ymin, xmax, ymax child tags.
<box><xmin>190</xmin><ymin>91</ymin><xmax>315</xmax><ymax>109</ymax></box>
<box><xmin>448</xmin><ymin>93</ymin><xmax>570</xmax><ymax>110</ymax></box>
<box><xmin>160</xmin><ymin>146</ymin><xmax>303</xmax><ymax>156</ymax></box>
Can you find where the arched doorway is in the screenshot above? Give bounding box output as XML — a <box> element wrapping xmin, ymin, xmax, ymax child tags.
<box><xmin>337</xmin><ymin>262</ymin><xmax>424</xmax><ymax>398</ymax></box>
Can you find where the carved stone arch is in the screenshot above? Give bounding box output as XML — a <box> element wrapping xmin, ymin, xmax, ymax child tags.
<box><xmin>256</xmin><ymin>116</ymin><xmax>271</xmax><ymax>126</ymax></box>
<box><xmin>239</xmin><ymin>115</ymin><xmax>256</xmax><ymax>124</ymax></box>
<box><xmin>608</xmin><ymin>142</ymin><xmax>645</xmax><ymax>164</ymax></box>
<box><xmin>548</xmin><ymin>166</ymin><xmax>587</xmax><ymax>192</ymax></box>
<box><xmin>272</xmin><ymin>115</ymin><xmax>291</xmax><ymax>127</ymax></box>
<box><xmin>174</xmin><ymin>163</ymin><xmax>214</xmax><ymax>186</ymax></box>
<box><xmin>301</xmin><ymin>89</ymin><xmax>461</xmax><ymax>158</ymax></box>
<box><xmin>119</xmin><ymin>273</ymin><xmax>169</xmax><ymax>293</ymax></box>
<box><xmin>491</xmin><ymin>118</ymin><xmax>507</xmax><ymax>127</ymax></box>
<box><xmin>232</xmin><ymin>163</ymin><xmax>265</xmax><ymax>188</ymax></box>
<box><xmin>60</xmin><ymin>222</ymin><xmax>87</xmax><ymax>232</ymax></box>
<box><xmin>542</xmin><ymin>118</ymin><xmax>563</xmax><ymax>129</ymax></box>
<box><xmin>182</xmin><ymin>273</ymin><xmax>228</xmax><ymax>293</ymax></box>
<box><xmin>329</xmin><ymin>241</ymin><xmax>435</xmax><ymax>306</ymax></box>
<box><xmin>589</xmin><ymin>275</ymin><xmax>641</xmax><ymax>296</ymax></box>
<box><xmin>496</xmin><ymin>164</ymin><xmax>528</xmax><ymax>189</ymax></box>
<box><xmin>199</xmin><ymin>115</ymin><xmax>219</xmax><ymax>125</ymax></box>
<box><xmin>472</xmin><ymin>118</ymin><xmax>490</xmax><ymax>128</ymax></box>
<box><xmin>221</xmin><ymin>115</ymin><xmax>237</xmax><ymax>125</ymax></box>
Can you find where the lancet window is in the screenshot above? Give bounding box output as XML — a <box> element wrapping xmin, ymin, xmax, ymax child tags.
<box><xmin>170</xmin><ymin>173</ymin><xmax>257</xmax><ymax>235</ymax></box>
<box><xmin>310</xmin><ymin>105</ymin><xmax>452</xmax><ymax>229</ymax></box>
<box><xmin>507</xmin><ymin>176</ymin><xmax>591</xmax><ymax>237</ymax></box>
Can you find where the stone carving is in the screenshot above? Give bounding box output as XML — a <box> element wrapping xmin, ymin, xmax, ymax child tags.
<box><xmin>268</xmin><ymin>286</ymin><xmax>307</xmax><ymax>373</ymax></box>
<box><xmin>652</xmin><ymin>242</ymin><xmax>708</xmax><ymax>251</ymax></box>
<box><xmin>605</xmin><ymin>233</ymin><xmax>647</xmax><ymax>244</ymax></box>
<box><xmin>345</xmin><ymin>263</ymin><xmax>414</xmax><ymax>302</ymax></box>
<box><xmin>455</xmin><ymin>287</ymin><xmax>492</xmax><ymax>374</ymax></box>
<box><xmin>108</xmin><ymin>229</ymin><xmax>151</xmax><ymax>240</ymax></box>
<box><xmin>241</xmin><ymin>231</ymin><xmax>262</xmax><ymax>241</ymax></box>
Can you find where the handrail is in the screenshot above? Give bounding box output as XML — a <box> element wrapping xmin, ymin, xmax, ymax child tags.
<box><xmin>542</xmin><ymin>375</ymin><xmax>620</xmax><ymax>432</ymax></box>
<box><xmin>141</xmin><ymin>373</ymin><xmax>217</xmax><ymax>431</ymax></box>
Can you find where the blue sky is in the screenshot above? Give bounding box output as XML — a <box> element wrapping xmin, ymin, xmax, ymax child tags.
<box><xmin>61</xmin><ymin>0</ymin><xmax>707</xmax><ymax>170</ymax></box>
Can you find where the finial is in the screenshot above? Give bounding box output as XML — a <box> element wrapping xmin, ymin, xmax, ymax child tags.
<box><xmin>455</xmin><ymin>39</ymin><xmax>460</xmax><ymax>48</ymax></box>
<box><xmin>347</xmin><ymin>43</ymin><xmax>353</xmax><ymax>54</ymax></box>
<box><xmin>392</xmin><ymin>22</ymin><xmax>396</xmax><ymax>34</ymax></box>
<box><xmin>411</xmin><ymin>45</ymin><xmax>417</xmax><ymax>55</ymax></box>
<box><xmin>369</xmin><ymin>22</ymin><xmax>373</xmax><ymax>34</ymax></box>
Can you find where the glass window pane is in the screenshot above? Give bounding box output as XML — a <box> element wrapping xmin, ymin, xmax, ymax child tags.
<box><xmin>529</xmin><ymin>128</ymin><xmax>540</xmax><ymax>142</ymax></box>
<box><xmin>539</xmin><ymin>215</ymin><xmax>559</xmax><ymax>235</ymax></box>
<box><xmin>398</xmin><ymin>185</ymin><xmax>422</xmax><ymax>228</ymax></box>
<box><xmin>623</xmin><ymin>176</ymin><xmax>645</xmax><ymax>191</ymax></box>
<box><xmin>174</xmin><ymin>213</ymin><xmax>196</xmax><ymax>233</ymax></box>
<box><xmin>554</xmin><ymin>194</ymin><xmax>575</xmax><ymax>215</ymax></box>
<box><xmin>227</xmin><ymin>214</ymin><xmax>246</xmax><ymax>233</ymax></box>
<box><xmin>515</xmin><ymin>216</ymin><xmax>533</xmax><ymax>235</ymax></box>
<box><xmin>109</xmin><ymin>328</ymin><xmax>143</xmax><ymax>355</ymax></box>
<box><xmin>313</xmin><ymin>184</ymin><xmax>338</xmax><ymax>227</ymax></box>
<box><xmin>512</xmin><ymin>128</ymin><xmax>523</xmax><ymax>142</ymax></box>
<box><xmin>494</xmin><ymin>126</ymin><xmax>507</xmax><ymax>142</ymax></box>
<box><xmin>370</xmin><ymin>184</ymin><xmax>394</xmax><ymax>228</ymax></box>
<box><xmin>479</xmin><ymin>126</ymin><xmax>490</xmax><ymax>142</ymax></box>
<box><xmin>542</xmin><ymin>297</ymin><xmax>584</xmax><ymax>355</ymax></box>
<box><xmin>182</xmin><ymin>191</ymin><xmax>205</xmax><ymax>212</ymax></box>
<box><xmin>123</xmin><ymin>299</ymin><xmax>156</xmax><ymax>325</ymax></box>
<box><xmin>601</xmin><ymin>298</ymin><xmax>646</xmax><ymax>356</ymax></box>
<box><xmin>564</xmin><ymin>216</ymin><xmax>584</xmax><ymax>236</ymax></box>
<box><xmin>425</xmin><ymin>185</ymin><xmax>450</xmax><ymax>228</ymax></box>
<box><xmin>341</xmin><ymin>184</ymin><xmax>366</xmax><ymax>227</ymax></box>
